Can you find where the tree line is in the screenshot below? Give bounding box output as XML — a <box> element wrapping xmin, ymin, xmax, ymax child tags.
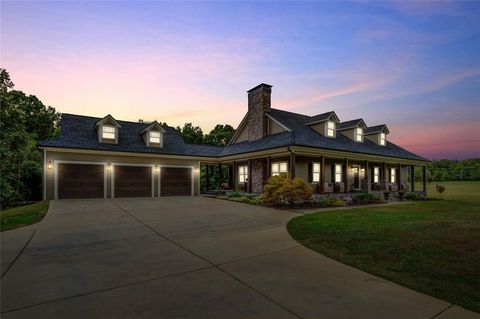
<box><xmin>424</xmin><ymin>159</ymin><xmax>480</xmax><ymax>182</ymax></box>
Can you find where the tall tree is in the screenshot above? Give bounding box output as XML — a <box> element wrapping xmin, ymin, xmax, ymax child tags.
<box><xmin>176</xmin><ymin>123</ymin><xmax>204</xmax><ymax>144</ymax></box>
<box><xmin>204</xmin><ymin>124</ymin><xmax>235</xmax><ymax>146</ymax></box>
<box><xmin>0</xmin><ymin>68</ymin><xmax>60</xmax><ymax>204</ymax></box>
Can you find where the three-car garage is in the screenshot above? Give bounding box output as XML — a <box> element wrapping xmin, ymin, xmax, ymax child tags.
<box><xmin>54</xmin><ymin>161</ymin><xmax>194</xmax><ymax>199</ymax></box>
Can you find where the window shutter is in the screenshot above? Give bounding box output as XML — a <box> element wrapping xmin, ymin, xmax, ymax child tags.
<box><xmin>308</xmin><ymin>163</ymin><xmax>312</xmax><ymax>183</ymax></box>
<box><xmin>331</xmin><ymin>165</ymin><xmax>335</xmax><ymax>182</ymax></box>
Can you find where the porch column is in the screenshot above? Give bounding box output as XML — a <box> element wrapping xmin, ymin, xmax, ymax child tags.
<box><xmin>289</xmin><ymin>152</ymin><xmax>296</xmax><ymax>178</ymax></box>
<box><xmin>232</xmin><ymin>161</ymin><xmax>237</xmax><ymax>191</ymax></box>
<box><xmin>266</xmin><ymin>156</ymin><xmax>271</xmax><ymax>182</ymax></box>
<box><xmin>382</xmin><ymin>162</ymin><xmax>387</xmax><ymax>191</ymax></box>
<box><xmin>228</xmin><ymin>164</ymin><xmax>234</xmax><ymax>190</ymax></box>
<box><xmin>344</xmin><ymin>158</ymin><xmax>349</xmax><ymax>193</ymax></box>
<box><xmin>411</xmin><ymin>165</ymin><xmax>415</xmax><ymax>192</ymax></box>
<box><xmin>320</xmin><ymin>156</ymin><xmax>325</xmax><ymax>193</ymax></box>
<box><xmin>365</xmin><ymin>160</ymin><xmax>370</xmax><ymax>193</ymax></box>
<box><xmin>397</xmin><ymin>163</ymin><xmax>402</xmax><ymax>190</ymax></box>
<box><xmin>205</xmin><ymin>164</ymin><xmax>210</xmax><ymax>191</ymax></box>
<box><xmin>247</xmin><ymin>159</ymin><xmax>252</xmax><ymax>193</ymax></box>
<box><xmin>218</xmin><ymin>163</ymin><xmax>223</xmax><ymax>190</ymax></box>
<box><xmin>423</xmin><ymin>166</ymin><xmax>427</xmax><ymax>192</ymax></box>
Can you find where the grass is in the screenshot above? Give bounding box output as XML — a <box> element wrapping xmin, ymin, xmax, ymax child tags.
<box><xmin>1</xmin><ymin>201</ymin><xmax>50</xmax><ymax>231</ymax></box>
<box><xmin>287</xmin><ymin>181</ymin><xmax>480</xmax><ymax>312</ymax></box>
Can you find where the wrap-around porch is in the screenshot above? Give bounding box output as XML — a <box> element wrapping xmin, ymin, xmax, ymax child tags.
<box><xmin>201</xmin><ymin>151</ymin><xmax>427</xmax><ymax>196</ymax></box>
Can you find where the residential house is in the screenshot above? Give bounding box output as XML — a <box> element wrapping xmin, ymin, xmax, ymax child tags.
<box><xmin>39</xmin><ymin>83</ymin><xmax>429</xmax><ymax>199</ymax></box>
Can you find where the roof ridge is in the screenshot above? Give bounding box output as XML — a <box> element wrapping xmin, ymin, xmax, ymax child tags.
<box><xmin>269</xmin><ymin>108</ymin><xmax>310</xmax><ymax>118</ymax></box>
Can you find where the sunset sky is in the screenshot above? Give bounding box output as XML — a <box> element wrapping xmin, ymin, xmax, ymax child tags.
<box><xmin>2</xmin><ymin>1</ymin><xmax>479</xmax><ymax>160</ymax></box>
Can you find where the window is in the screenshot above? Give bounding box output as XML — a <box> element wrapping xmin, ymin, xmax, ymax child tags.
<box><xmin>374</xmin><ymin>167</ymin><xmax>380</xmax><ymax>183</ymax></box>
<box><xmin>271</xmin><ymin>162</ymin><xmax>288</xmax><ymax>176</ymax></box>
<box><xmin>390</xmin><ymin>168</ymin><xmax>396</xmax><ymax>183</ymax></box>
<box><xmin>355</xmin><ymin>127</ymin><xmax>363</xmax><ymax>142</ymax></box>
<box><xmin>149</xmin><ymin>131</ymin><xmax>161</xmax><ymax>144</ymax></box>
<box><xmin>238</xmin><ymin>165</ymin><xmax>248</xmax><ymax>183</ymax></box>
<box><xmin>312</xmin><ymin>163</ymin><xmax>321</xmax><ymax>182</ymax></box>
<box><xmin>102</xmin><ymin>125</ymin><xmax>116</xmax><ymax>140</ymax></box>
<box><xmin>334</xmin><ymin>164</ymin><xmax>342</xmax><ymax>182</ymax></box>
<box><xmin>380</xmin><ymin>132</ymin><xmax>386</xmax><ymax>146</ymax></box>
<box><xmin>326</xmin><ymin>121</ymin><xmax>335</xmax><ymax>137</ymax></box>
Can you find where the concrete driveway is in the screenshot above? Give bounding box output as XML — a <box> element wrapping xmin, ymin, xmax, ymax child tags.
<box><xmin>1</xmin><ymin>197</ymin><xmax>477</xmax><ymax>318</ymax></box>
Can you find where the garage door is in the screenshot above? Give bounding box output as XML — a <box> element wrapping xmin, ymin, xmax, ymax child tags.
<box><xmin>161</xmin><ymin>167</ymin><xmax>192</xmax><ymax>196</ymax></box>
<box><xmin>58</xmin><ymin>163</ymin><xmax>104</xmax><ymax>199</ymax></box>
<box><xmin>114</xmin><ymin>166</ymin><xmax>152</xmax><ymax>198</ymax></box>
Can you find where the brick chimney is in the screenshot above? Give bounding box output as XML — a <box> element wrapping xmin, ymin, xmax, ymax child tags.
<box><xmin>247</xmin><ymin>83</ymin><xmax>272</xmax><ymax>141</ymax></box>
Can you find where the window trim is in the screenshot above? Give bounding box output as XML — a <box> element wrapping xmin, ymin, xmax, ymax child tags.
<box><xmin>334</xmin><ymin>164</ymin><xmax>342</xmax><ymax>183</ymax></box>
<box><xmin>379</xmin><ymin>132</ymin><xmax>386</xmax><ymax>146</ymax></box>
<box><xmin>390</xmin><ymin>168</ymin><xmax>396</xmax><ymax>183</ymax></box>
<box><xmin>355</xmin><ymin>127</ymin><xmax>363</xmax><ymax>142</ymax></box>
<box><xmin>373</xmin><ymin>167</ymin><xmax>380</xmax><ymax>183</ymax></box>
<box><xmin>238</xmin><ymin>165</ymin><xmax>248</xmax><ymax>184</ymax></box>
<box><xmin>102</xmin><ymin>125</ymin><xmax>116</xmax><ymax>140</ymax></box>
<box><xmin>149</xmin><ymin>131</ymin><xmax>162</xmax><ymax>145</ymax></box>
<box><xmin>326</xmin><ymin>121</ymin><xmax>335</xmax><ymax>137</ymax></box>
<box><xmin>271</xmin><ymin>162</ymin><xmax>288</xmax><ymax>176</ymax></box>
<box><xmin>312</xmin><ymin>162</ymin><xmax>321</xmax><ymax>183</ymax></box>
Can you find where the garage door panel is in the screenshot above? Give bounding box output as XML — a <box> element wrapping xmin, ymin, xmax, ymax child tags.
<box><xmin>58</xmin><ymin>164</ymin><xmax>104</xmax><ymax>199</ymax></box>
<box><xmin>161</xmin><ymin>167</ymin><xmax>192</xmax><ymax>196</ymax></box>
<box><xmin>114</xmin><ymin>166</ymin><xmax>152</xmax><ymax>198</ymax></box>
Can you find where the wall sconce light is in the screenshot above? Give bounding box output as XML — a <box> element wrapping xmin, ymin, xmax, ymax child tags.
<box><xmin>361</xmin><ymin>168</ymin><xmax>365</xmax><ymax>172</ymax></box>
<box><xmin>155</xmin><ymin>166</ymin><xmax>160</xmax><ymax>173</ymax></box>
<box><xmin>47</xmin><ymin>161</ymin><xmax>52</xmax><ymax>169</ymax></box>
<box><xmin>107</xmin><ymin>163</ymin><xmax>111</xmax><ymax>171</ymax></box>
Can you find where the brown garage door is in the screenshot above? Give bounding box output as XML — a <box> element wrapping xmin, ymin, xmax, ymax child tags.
<box><xmin>161</xmin><ymin>167</ymin><xmax>192</xmax><ymax>196</ymax></box>
<box><xmin>58</xmin><ymin>164</ymin><xmax>104</xmax><ymax>199</ymax></box>
<box><xmin>114</xmin><ymin>166</ymin><xmax>152</xmax><ymax>198</ymax></box>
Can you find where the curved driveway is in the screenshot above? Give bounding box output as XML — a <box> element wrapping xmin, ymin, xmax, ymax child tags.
<box><xmin>1</xmin><ymin>197</ymin><xmax>476</xmax><ymax>318</ymax></box>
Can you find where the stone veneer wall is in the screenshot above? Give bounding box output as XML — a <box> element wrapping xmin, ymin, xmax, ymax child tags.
<box><xmin>251</xmin><ymin>159</ymin><xmax>266</xmax><ymax>194</ymax></box>
<box><xmin>247</xmin><ymin>85</ymin><xmax>271</xmax><ymax>141</ymax></box>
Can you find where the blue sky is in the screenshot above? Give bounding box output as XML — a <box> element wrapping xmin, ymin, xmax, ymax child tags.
<box><xmin>2</xmin><ymin>1</ymin><xmax>479</xmax><ymax>159</ymax></box>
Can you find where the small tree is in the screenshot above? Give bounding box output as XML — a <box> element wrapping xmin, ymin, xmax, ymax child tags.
<box><xmin>435</xmin><ymin>184</ymin><xmax>446</xmax><ymax>200</ymax></box>
<box><xmin>263</xmin><ymin>174</ymin><xmax>313</xmax><ymax>206</ymax></box>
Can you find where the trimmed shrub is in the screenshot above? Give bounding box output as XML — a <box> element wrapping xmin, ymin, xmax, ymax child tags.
<box><xmin>404</xmin><ymin>192</ymin><xmax>425</xmax><ymax>201</ymax></box>
<box><xmin>384</xmin><ymin>191</ymin><xmax>390</xmax><ymax>200</ymax></box>
<box><xmin>352</xmin><ymin>193</ymin><xmax>383</xmax><ymax>204</ymax></box>
<box><xmin>317</xmin><ymin>197</ymin><xmax>346</xmax><ymax>207</ymax></box>
<box><xmin>398</xmin><ymin>190</ymin><xmax>405</xmax><ymax>201</ymax></box>
<box><xmin>263</xmin><ymin>174</ymin><xmax>313</xmax><ymax>206</ymax></box>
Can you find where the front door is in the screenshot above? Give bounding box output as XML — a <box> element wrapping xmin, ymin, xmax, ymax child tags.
<box><xmin>352</xmin><ymin>166</ymin><xmax>360</xmax><ymax>189</ymax></box>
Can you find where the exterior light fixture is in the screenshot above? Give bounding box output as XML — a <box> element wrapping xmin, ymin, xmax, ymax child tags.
<box><xmin>155</xmin><ymin>166</ymin><xmax>160</xmax><ymax>172</ymax></box>
<box><xmin>47</xmin><ymin>161</ymin><xmax>52</xmax><ymax>169</ymax></box>
<box><xmin>107</xmin><ymin>163</ymin><xmax>111</xmax><ymax>171</ymax></box>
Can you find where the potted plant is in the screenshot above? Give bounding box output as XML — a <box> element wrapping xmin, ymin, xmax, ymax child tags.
<box><xmin>383</xmin><ymin>191</ymin><xmax>390</xmax><ymax>200</ymax></box>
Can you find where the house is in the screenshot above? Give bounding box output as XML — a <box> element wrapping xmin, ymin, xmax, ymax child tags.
<box><xmin>39</xmin><ymin>83</ymin><xmax>429</xmax><ymax>200</ymax></box>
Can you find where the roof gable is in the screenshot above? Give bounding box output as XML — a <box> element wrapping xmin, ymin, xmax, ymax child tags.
<box><xmin>138</xmin><ymin>121</ymin><xmax>166</xmax><ymax>135</ymax></box>
<box><xmin>337</xmin><ymin>119</ymin><xmax>367</xmax><ymax>131</ymax></box>
<box><xmin>305</xmin><ymin>111</ymin><xmax>340</xmax><ymax>125</ymax></box>
<box><xmin>94</xmin><ymin>114</ymin><xmax>121</xmax><ymax>128</ymax></box>
<box><xmin>365</xmin><ymin>124</ymin><xmax>390</xmax><ymax>135</ymax></box>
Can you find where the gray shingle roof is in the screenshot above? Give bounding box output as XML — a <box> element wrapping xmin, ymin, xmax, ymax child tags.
<box><xmin>365</xmin><ymin>124</ymin><xmax>389</xmax><ymax>134</ymax></box>
<box><xmin>337</xmin><ymin>119</ymin><xmax>365</xmax><ymax>130</ymax></box>
<box><xmin>39</xmin><ymin>114</ymin><xmax>223</xmax><ymax>157</ymax></box>
<box><xmin>39</xmin><ymin>111</ymin><xmax>428</xmax><ymax>161</ymax></box>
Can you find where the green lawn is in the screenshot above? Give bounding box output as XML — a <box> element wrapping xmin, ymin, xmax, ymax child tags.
<box><xmin>287</xmin><ymin>181</ymin><xmax>480</xmax><ymax>312</ymax></box>
<box><xmin>1</xmin><ymin>201</ymin><xmax>50</xmax><ymax>231</ymax></box>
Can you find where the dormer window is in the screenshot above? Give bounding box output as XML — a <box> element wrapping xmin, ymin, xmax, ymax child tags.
<box><xmin>355</xmin><ymin>127</ymin><xmax>363</xmax><ymax>142</ymax></box>
<box><xmin>380</xmin><ymin>132</ymin><xmax>386</xmax><ymax>146</ymax></box>
<box><xmin>326</xmin><ymin>121</ymin><xmax>335</xmax><ymax>137</ymax></box>
<box><xmin>149</xmin><ymin>131</ymin><xmax>161</xmax><ymax>144</ymax></box>
<box><xmin>138</xmin><ymin>121</ymin><xmax>166</xmax><ymax>148</ymax></box>
<box><xmin>102</xmin><ymin>125</ymin><xmax>116</xmax><ymax>140</ymax></box>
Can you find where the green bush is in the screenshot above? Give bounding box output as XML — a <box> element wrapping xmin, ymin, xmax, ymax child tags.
<box><xmin>352</xmin><ymin>193</ymin><xmax>382</xmax><ymax>204</ymax></box>
<box><xmin>227</xmin><ymin>191</ymin><xmax>242</xmax><ymax>198</ymax></box>
<box><xmin>317</xmin><ymin>197</ymin><xmax>346</xmax><ymax>207</ymax></box>
<box><xmin>263</xmin><ymin>174</ymin><xmax>313</xmax><ymax>206</ymax></box>
<box><xmin>404</xmin><ymin>192</ymin><xmax>425</xmax><ymax>201</ymax></box>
